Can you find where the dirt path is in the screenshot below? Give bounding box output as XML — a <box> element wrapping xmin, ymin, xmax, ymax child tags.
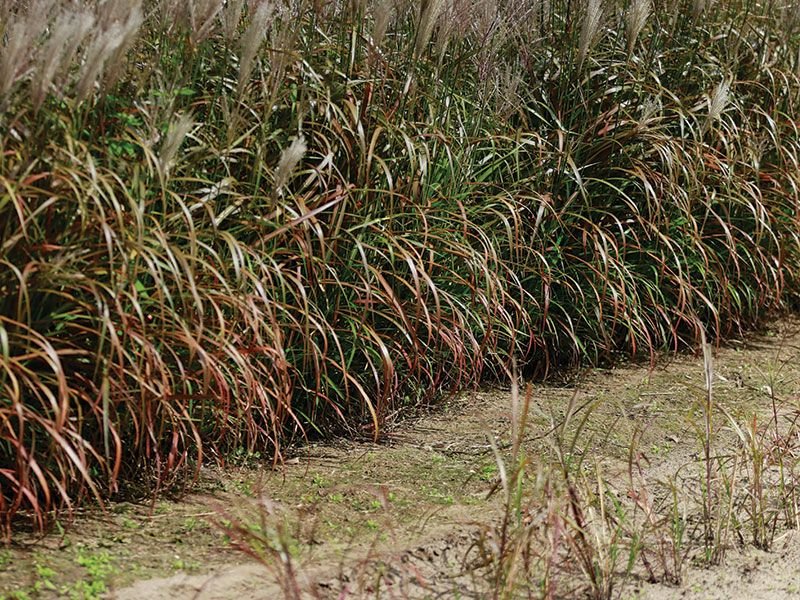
<box><xmin>4</xmin><ymin>321</ymin><xmax>800</xmax><ymax>599</ymax></box>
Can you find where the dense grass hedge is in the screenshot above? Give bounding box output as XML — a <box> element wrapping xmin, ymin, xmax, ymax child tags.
<box><xmin>1</xmin><ymin>0</ymin><xmax>800</xmax><ymax>534</ymax></box>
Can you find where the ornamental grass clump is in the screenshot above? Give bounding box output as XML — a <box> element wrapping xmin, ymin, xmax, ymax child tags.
<box><xmin>1</xmin><ymin>0</ymin><xmax>800</xmax><ymax>536</ymax></box>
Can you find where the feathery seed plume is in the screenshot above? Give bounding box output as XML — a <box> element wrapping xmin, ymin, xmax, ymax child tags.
<box><xmin>414</xmin><ymin>0</ymin><xmax>447</xmax><ymax>60</ymax></box>
<box><xmin>475</xmin><ymin>0</ymin><xmax>500</xmax><ymax>41</ymax></box>
<box><xmin>238</xmin><ymin>1</ymin><xmax>276</xmax><ymax>92</ymax></box>
<box><xmin>707</xmin><ymin>79</ymin><xmax>731</xmax><ymax>125</ymax></box>
<box><xmin>692</xmin><ymin>0</ymin><xmax>708</xmax><ymax>16</ymax></box>
<box><xmin>625</xmin><ymin>0</ymin><xmax>650</xmax><ymax>53</ymax></box>
<box><xmin>577</xmin><ymin>0</ymin><xmax>603</xmax><ymax>67</ymax></box>
<box><xmin>76</xmin><ymin>29</ymin><xmax>123</xmax><ymax>101</ymax></box>
<box><xmin>188</xmin><ymin>0</ymin><xmax>225</xmax><ymax>46</ymax></box>
<box><xmin>0</xmin><ymin>1</ymin><xmax>52</xmax><ymax>99</ymax></box>
<box><xmin>75</xmin><ymin>1</ymin><xmax>143</xmax><ymax>101</ymax></box>
<box><xmin>97</xmin><ymin>0</ymin><xmax>133</xmax><ymax>29</ymax></box>
<box><xmin>156</xmin><ymin>0</ymin><xmax>185</xmax><ymax>33</ymax></box>
<box><xmin>433</xmin><ymin>0</ymin><xmax>462</xmax><ymax>59</ymax></box>
<box><xmin>221</xmin><ymin>0</ymin><xmax>247</xmax><ymax>41</ymax></box>
<box><xmin>275</xmin><ymin>136</ymin><xmax>307</xmax><ymax>193</ymax></box>
<box><xmin>159</xmin><ymin>113</ymin><xmax>195</xmax><ymax>178</ymax></box>
<box><xmin>103</xmin><ymin>0</ymin><xmax>144</xmax><ymax>88</ymax></box>
<box><xmin>496</xmin><ymin>65</ymin><xmax>523</xmax><ymax>121</ymax></box>
<box><xmin>372</xmin><ymin>0</ymin><xmax>395</xmax><ymax>48</ymax></box>
<box><xmin>33</xmin><ymin>8</ymin><xmax>96</xmax><ymax>108</ymax></box>
<box><xmin>640</xmin><ymin>96</ymin><xmax>660</xmax><ymax>122</ymax></box>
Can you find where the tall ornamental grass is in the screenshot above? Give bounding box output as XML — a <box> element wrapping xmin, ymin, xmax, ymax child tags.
<box><xmin>1</xmin><ymin>0</ymin><xmax>799</xmax><ymax>535</ymax></box>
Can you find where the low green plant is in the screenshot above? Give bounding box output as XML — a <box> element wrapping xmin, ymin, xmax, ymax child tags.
<box><xmin>0</xmin><ymin>593</ymin><xmax>31</xmax><ymax>600</ymax></box>
<box><xmin>33</xmin><ymin>563</ymin><xmax>57</xmax><ymax>594</ymax></box>
<box><xmin>216</xmin><ymin>498</ymin><xmax>306</xmax><ymax>600</ymax></box>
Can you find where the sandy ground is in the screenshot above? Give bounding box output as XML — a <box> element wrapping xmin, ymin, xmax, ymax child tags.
<box><xmin>4</xmin><ymin>321</ymin><xmax>800</xmax><ymax>599</ymax></box>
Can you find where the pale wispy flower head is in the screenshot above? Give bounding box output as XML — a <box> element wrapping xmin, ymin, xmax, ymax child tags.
<box><xmin>186</xmin><ymin>0</ymin><xmax>226</xmax><ymax>46</ymax></box>
<box><xmin>75</xmin><ymin>0</ymin><xmax>143</xmax><ymax>101</ymax></box>
<box><xmin>707</xmin><ymin>79</ymin><xmax>731</xmax><ymax>124</ymax></box>
<box><xmin>495</xmin><ymin>65</ymin><xmax>523</xmax><ymax>121</ymax></box>
<box><xmin>159</xmin><ymin>113</ymin><xmax>195</xmax><ymax>178</ymax></box>
<box><xmin>640</xmin><ymin>95</ymin><xmax>660</xmax><ymax>122</ymax></box>
<box><xmin>692</xmin><ymin>0</ymin><xmax>714</xmax><ymax>16</ymax></box>
<box><xmin>0</xmin><ymin>0</ymin><xmax>52</xmax><ymax>98</ymax></box>
<box><xmin>625</xmin><ymin>0</ymin><xmax>650</xmax><ymax>53</ymax></box>
<box><xmin>372</xmin><ymin>0</ymin><xmax>395</xmax><ymax>48</ymax></box>
<box><xmin>475</xmin><ymin>0</ymin><xmax>500</xmax><ymax>42</ymax></box>
<box><xmin>221</xmin><ymin>0</ymin><xmax>247</xmax><ymax>42</ymax></box>
<box><xmin>432</xmin><ymin>0</ymin><xmax>460</xmax><ymax>59</ymax></box>
<box><xmin>275</xmin><ymin>136</ymin><xmax>307</xmax><ymax>193</ymax></box>
<box><xmin>238</xmin><ymin>0</ymin><xmax>276</xmax><ymax>92</ymax></box>
<box><xmin>578</xmin><ymin>0</ymin><xmax>603</xmax><ymax>67</ymax></box>
<box><xmin>76</xmin><ymin>28</ymin><xmax>121</xmax><ymax>101</ymax></box>
<box><xmin>101</xmin><ymin>0</ymin><xmax>144</xmax><ymax>87</ymax></box>
<box><xmin>32</xmin><ymin>8</ymin><xmax>96</xmax><ymax>108</ymax></box>
<box><xmin>414</xmin><ymin>0</ymin><xmax>447</xmax><ymax>60</ymax></box>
